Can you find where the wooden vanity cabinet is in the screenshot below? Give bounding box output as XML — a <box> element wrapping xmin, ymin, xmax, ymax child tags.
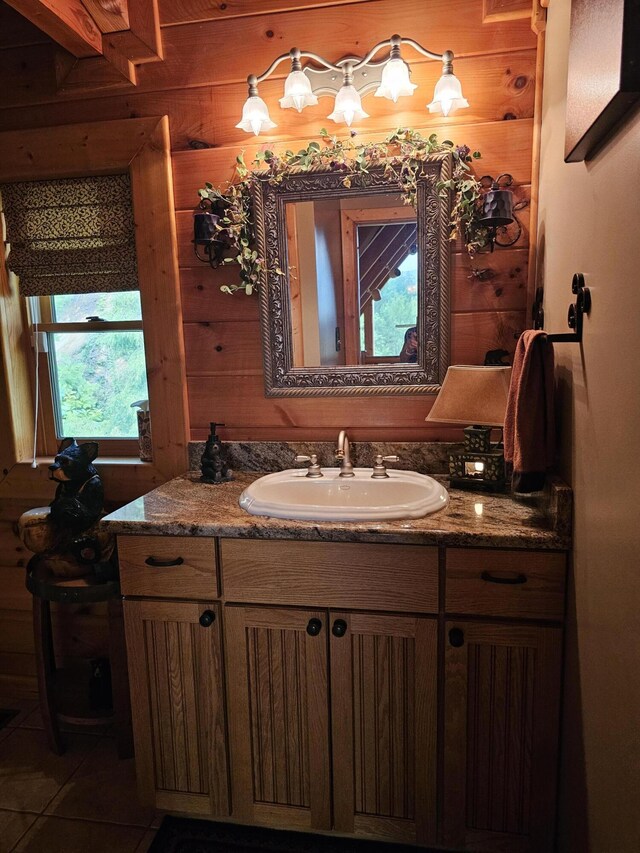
<box><xmin>224</xmin><ymin>605</ymin><xmax>438</xmax><ymax>845</ymax></box>
<box><xmin>118</xmin><ymin>535</ymin><xmax>566</xmax><ymax>852</ymax></box>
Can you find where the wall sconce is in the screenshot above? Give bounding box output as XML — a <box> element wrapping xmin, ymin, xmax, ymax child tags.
<box><xmin>193</xmin><ymin>199</ymin><xmax>229</xmax><ymax>268</ymax></box>
<box><xmin>425</xmin><ymin>365</ymin><xmax>512</xmax><ymax>492</ymax></box>
<box><xmin>236</xmin><ymin>34</ymin><xmax>469</xmax><ymax>136</ymax></box>
<box><xmin>478</xmin><ymin>173</ymin><xmax>528</xmax><ymax>251</ymax></box>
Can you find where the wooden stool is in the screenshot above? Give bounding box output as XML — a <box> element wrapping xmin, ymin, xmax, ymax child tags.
<box><xmin>26</xmin><ymin>558</ymin><xmax>133</xmax><ymax>758</ymax></box>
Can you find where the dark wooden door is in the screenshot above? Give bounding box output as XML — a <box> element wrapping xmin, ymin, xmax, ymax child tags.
<box><xmin>224</xmin><ymin>605</ymin><xmax>331</xmax><ymax>832</ymax></box>
<box><xmin>124</xmin><ymin>599</ymin><xmax>229</xmax><ymax>815</ymax></box>
<box><xmin>443</xmin><ymin>620</ymin><xmax>562</xmax><ymax>853</ymax></box>
<box><xmin>330</xmin><ymin>611</ymin><xmax>438</xmax><ymax>845</ymax></box>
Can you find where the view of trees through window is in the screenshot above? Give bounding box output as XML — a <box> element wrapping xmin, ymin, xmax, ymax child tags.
<box><xmin>49</xmin><ymin>291</ymin><xmax>148</xmax><ymax>438</ymax></box>
<box><xmin>367</xmin><ymin>253</ymin><xmax>418</xmax><ymax>357</ymax></box>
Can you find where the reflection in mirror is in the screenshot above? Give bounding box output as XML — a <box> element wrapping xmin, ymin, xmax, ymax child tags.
<box><xmin>285</xmin><ymin>193</ymin><xmax>419</xmax><ymax>368</ymax></box>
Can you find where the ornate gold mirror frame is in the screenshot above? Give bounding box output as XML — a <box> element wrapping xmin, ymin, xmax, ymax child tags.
<box><xmin>251</xmin><ymin>152</ymin><xmax>453</xmax><ymax>397</ymax></box>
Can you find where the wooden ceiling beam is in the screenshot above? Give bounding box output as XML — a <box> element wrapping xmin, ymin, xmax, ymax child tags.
<box><xmin>3</xmin><ymin>0</ymin><xmax>103</xmax><ymax>58</ymax></box>
<box><xmin>81</xmin><ymin>0</ymin><xmax>130</xmax><ymax>33</ymax></box>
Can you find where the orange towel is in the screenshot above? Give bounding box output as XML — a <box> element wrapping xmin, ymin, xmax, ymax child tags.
<box><xmin>504</xmin><ymin>330</ymin><xmax>556</xmax><ymax>493</ymax></box>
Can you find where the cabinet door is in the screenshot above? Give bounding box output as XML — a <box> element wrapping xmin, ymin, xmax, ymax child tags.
<box><xmin>225</xmin><ymin>606</ymin><xmax>331</xmax><ymax>831</ymax></box>
<box><xmin>330</xmin><ymin>612</ymin><xmax>438</xmax><ymax>845</ymax></box>
<box><xmin>443</xmin><ymin>621</ymin><xmax>562</xmax><ymax>853</ymax></box>
<box><xmin>124</xmin><ymin>600</ymin><xmax>229</xmax><ymax>815</ymax></box>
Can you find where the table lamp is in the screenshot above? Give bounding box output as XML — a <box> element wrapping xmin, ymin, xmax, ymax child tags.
<box><xmin>426</xmin><ymin>365</ymin><xmax>511</xmax><ymax>491</ymax></box>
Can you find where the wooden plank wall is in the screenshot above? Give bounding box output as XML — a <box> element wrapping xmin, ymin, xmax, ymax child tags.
<box><xmin>0</xmin><ymin>0</ymin><xmax>536</xmax><ymax>443</ymax></box>
<box><xmin>0</xmin><ymin>0</ymin><xmax>538</xmax><ymax>693</ymax></box>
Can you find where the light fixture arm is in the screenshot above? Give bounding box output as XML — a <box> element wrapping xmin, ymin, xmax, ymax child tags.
<box><xmin>248</xmin><ymin>35</ymin><xmax>453</xmax><ymax>90</ymax></box>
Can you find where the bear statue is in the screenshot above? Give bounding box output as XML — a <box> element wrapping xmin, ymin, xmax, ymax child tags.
<box><xmin>18</xmin><ymin>438</ymin><xmax>115</xmax><ymax>579</ymax></box>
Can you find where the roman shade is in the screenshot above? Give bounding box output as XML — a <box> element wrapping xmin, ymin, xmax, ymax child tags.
<box><xmin>0</xmin><ymin>174</ymin><xmax>138</xmax><ymax>296</ymax></box>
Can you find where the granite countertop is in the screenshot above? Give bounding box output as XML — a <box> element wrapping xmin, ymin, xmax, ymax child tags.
<box><xmin>102</xmin><ymin>471</ymin><xmax>572</xmax><ymax>551</ymax></box>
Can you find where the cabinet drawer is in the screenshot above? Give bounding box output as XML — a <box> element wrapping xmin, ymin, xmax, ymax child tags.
<box><xmin>118</xmin><ymin>535</ymin><xmax>218</xmax><ymax>599</ymax></box>
<box><xmin>221</xmin><ymin>539</ymin><xmax>438</xmax><ymax>612</ymax></box>
<box><xmin>445</xmin><ymin>548</ymin><xmax>566</xmax><ymax>621</ymax></box>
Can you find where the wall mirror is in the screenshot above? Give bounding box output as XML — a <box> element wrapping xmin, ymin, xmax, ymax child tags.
<box><xmin>252</xmin><ymin>153</ymin><xmax>452</xmax><ymax>396</ymax></box>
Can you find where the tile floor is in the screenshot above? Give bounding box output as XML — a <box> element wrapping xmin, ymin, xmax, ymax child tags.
<box><xmin>0</xmin><ymin>697</ymin><xmax>159</xmax><ymax>852</ymax></box>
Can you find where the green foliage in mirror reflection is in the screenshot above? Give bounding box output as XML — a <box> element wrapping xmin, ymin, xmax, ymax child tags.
<box><xmin>198</xmin><ymin>128</ymin><xmax>487</xmax><ymax>296</ymax></box>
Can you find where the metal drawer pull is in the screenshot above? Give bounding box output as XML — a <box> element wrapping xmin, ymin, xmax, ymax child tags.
<box><xmin>481</xmin><ymin>570</ymin><xmax>527</xmax><ymax>585</ymax></box>
<box><xmin>144</xmin><ymin>556</ymin><xmax>185</xmax><ymax>568</ymax></box>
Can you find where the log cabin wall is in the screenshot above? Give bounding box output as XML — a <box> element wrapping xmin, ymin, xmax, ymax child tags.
<box><xmin>0</xmin><ymin>0</ymin><xmax>540</xmax><ymax>693</ymax></box>
<box><xmin>0</xmin><ymin>0</ymin><xmax>538</xmax><ymax>443</ymax></box>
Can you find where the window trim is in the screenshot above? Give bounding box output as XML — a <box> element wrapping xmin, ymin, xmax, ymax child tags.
<box><xmin>0</xmin><ymin>117</ymin><xmax>190</xmax><ymax>483</ymax></box>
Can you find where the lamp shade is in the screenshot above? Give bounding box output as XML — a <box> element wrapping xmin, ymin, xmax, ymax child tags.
<box><xmin>235</xmin><ymin>95</ymin><xmax>277</xmax><ymax>136</ymax></box>
<box><xmin>427</xmin><ymin>71</ymin><xmax>469</xmax><ymax>117</ymax></box>
<box><xmin>375</xmin><ymin>58</ymin><xmax>417</xmax><ymax>102</ymax></box>
<box><xmin>280</xmin><ymin>70</ymin><xmax>318</xmax><ymax>112</ymax></box>
<box><xmin>327</xmin><ymin>84</ymin><xmax>369</xmax><ymax>126</ymax></box>
<box><xmin>479</xmin><ymin>184</ymin><xmax>514</xmax><ymax>228</ymax></box>
<box><xmin>425</xmin><ymin>365</ymin><xmax>511</xmax><ymax>426</ymax></box>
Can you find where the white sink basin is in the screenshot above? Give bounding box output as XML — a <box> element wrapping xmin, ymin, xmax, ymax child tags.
<box><xmin>239</xmin><ymin>468</ymin><xmax>449</xmax><ymax>522</ymax></box>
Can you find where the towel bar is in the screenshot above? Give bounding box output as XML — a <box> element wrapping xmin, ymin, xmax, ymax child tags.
<box><xmin>532</xmin><ymin>272</ymin><xmax>591</xmax><ymax>343</ymax></box>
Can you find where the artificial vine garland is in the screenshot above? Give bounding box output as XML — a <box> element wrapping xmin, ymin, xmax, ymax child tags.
<box><xmin>197</xmin><ymin>127</ymin><xmax>488</xmax><ymax>296</ymax></box>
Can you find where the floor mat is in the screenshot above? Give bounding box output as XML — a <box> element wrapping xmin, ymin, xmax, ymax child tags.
<box><xmin>149</xmin><ymin>816</ymin><xmax>439</xmax><ymax>853</ymax></box>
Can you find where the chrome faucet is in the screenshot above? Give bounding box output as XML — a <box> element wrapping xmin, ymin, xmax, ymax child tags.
<box><xmin>335</xmin><ymin>429</ymin><xmax>355</xmax><ymax>477</ymax></box>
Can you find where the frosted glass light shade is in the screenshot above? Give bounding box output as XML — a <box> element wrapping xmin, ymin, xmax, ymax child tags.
<box><xmin>327</xmin><ymin>84</ymin><xmax>369</xmax><ymax>126</ymax></box>
<box><xmin>235</xmin><ymin>96</ymin><xmax>277</xmax><ymax>136</ymax></box>
<box><xmin>427</xmin><ymin>72</ymin><xmax>469</xmax><ymax>117</ymax></box>
<box><xmin>375</xmin><ymin>58</ymin><xmax>417</xmax><ymax>102</ymax></box>
<box><xmin>279</xmin><ymin>70</ymin><xmax>318</xmax><ymax>112</ymax></box>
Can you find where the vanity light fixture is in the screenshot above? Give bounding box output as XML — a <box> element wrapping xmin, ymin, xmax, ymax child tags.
<box><xmin>236</xmin><ymin>34</ymin><xmax>469</xmax><ymax>136</ymax></box>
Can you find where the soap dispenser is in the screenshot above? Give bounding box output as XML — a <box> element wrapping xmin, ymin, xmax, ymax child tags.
<box><xmin>200</xmin><ymin>422</ymin><xmax>233</xmax><ymax>484</ymax></box>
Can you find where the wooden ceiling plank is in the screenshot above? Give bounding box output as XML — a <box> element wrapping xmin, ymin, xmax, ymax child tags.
<box><xmin>81</xmin><ymin>0</ymin><xmax>130</xmax><ymax>33</ymax></box>
<box><xmin>3</xmin><ymin>0</ymin><xmax>103</xmax><ymax>57</ymax></box>
<box><xmin>159</xmin><ymin>0</ymin><xmax>375</xmax><ymax>27</ymax></box>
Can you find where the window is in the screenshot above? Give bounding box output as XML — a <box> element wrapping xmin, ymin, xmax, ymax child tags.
<box><xmin>356</xmin><ymin>220</ymin><xmax>419</xmax><ymax>362</ymax></box>
<box><xmin>369</xmin><ymin>252</ymin><xmax>418</xmax><ymax>358</ymax></box>
<box><xmin>0</xmin><ymin>117</ymin><xmax>190</xmax><ymax>479</ymax></box>
<box><xmin>32</xmin><ymin>292</ymin><xmax>149</xmax><ymax>455</ymax></box>
<box><xmin>1</xmin><ymin>172</ymin><xmax>150</xmax><ymax>457</ymax></box>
